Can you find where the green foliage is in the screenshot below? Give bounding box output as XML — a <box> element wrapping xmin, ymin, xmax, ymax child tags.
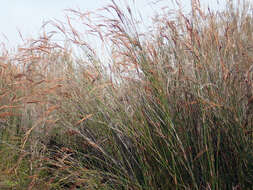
<box><xmin>0</xmin><ymin>0</ymin><xmax>253</xmax><ymax>189</ymax></box>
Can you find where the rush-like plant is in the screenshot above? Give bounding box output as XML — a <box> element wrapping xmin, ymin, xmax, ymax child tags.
<box><xmin>0</xmin><ymin>0</ymin><xmax>252</xmax><ymax>189</ymax></box>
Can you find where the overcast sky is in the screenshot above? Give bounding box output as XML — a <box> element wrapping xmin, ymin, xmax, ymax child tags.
<box><xmin>0</xmin><ymin>0</ymin><xmax>226</xmax><ymax>48</ymax></box>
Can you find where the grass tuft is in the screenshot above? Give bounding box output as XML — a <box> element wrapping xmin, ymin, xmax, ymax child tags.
<box><xmin>0</xmin><ymin>0</ymin><xmax>253</xmax><ymax>189</ymax></box>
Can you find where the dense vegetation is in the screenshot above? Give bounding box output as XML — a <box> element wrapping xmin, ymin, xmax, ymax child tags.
<box><xmin>0</xmin><ymin>0</ymin><xmax>252</xmax><ymax>189</ymax></box>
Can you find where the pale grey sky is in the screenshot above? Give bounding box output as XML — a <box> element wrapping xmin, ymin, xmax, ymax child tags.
<box><xmin>0</xmin><ymin>0</ymin><xmax>226</xmax><ymax>48</ymax></box>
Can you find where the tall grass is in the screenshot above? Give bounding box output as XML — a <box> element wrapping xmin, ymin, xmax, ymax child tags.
<box><xmin>0</xmin><ymin>0</ymin><xmax>253</xmax><ymax>189</ymax></box>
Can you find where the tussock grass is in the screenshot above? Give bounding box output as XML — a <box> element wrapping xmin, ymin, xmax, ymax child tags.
<box><xmin>0</xmin><ymin>0</ymin><xmax>253</xmax><ymax>189</ymax></box>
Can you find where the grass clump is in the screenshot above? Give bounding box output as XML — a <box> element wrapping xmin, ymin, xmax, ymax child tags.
<box><xmin>0</xmin><ymin>0</ymin><xmax>253</xmax><ymax>189</ymax></box>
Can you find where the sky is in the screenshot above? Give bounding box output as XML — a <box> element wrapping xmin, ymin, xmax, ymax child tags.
<box><xmin>0</xmin><ymin>0</ymin><xmax>226</xmax><ymax>49</ymax></box>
